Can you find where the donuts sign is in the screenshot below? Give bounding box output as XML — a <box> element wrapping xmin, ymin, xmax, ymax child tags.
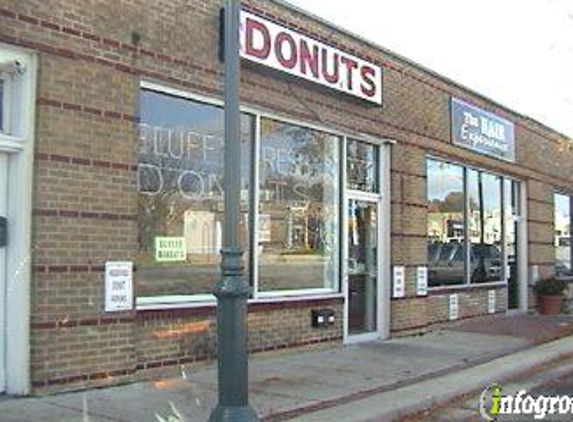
<box><xmin>239</xmin><ymin>10</ymin><xmax>383</xmax><ymax>105</ymax></box>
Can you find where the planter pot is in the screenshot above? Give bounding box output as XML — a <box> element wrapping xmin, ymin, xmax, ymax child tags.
<box><xmin>538</xmin><ymin>295</ymin><xmax>564</xmax><ymax>315</ymax></box>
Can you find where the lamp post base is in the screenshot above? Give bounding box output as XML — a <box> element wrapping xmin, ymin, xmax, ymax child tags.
<box><xmin>208</xmin><ymin>404</ymin><xmax>260</xmax><ymax>422</ymax></box>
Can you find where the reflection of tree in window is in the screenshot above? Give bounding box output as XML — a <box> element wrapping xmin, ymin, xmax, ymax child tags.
<box><xmin>427</xmin><ymin>159</ymin><xmax>466</xmax><ymax>287</ymax></box>
<box><xmin>259</xmin><ymin>118</ymin><xmax>340</xmax><ymax>292</ymax></box>
<box><xmin>469</xmin><ymin>170</ymin><xmax>502</xmax><ymax>283</ymax></box>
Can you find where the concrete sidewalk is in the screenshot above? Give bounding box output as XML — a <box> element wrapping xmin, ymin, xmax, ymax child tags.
<box><xmin>1</xmin><ymin>315</ymin><xmax>573</xmax><ymax>422</ymax></box>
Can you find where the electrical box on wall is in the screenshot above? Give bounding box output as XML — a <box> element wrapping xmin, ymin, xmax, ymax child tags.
<box><xmin>0</xmin><ymin>217</ymin><xmax>7</xmax><ymax>247</ymax></box>
<box><xmin>311</xmin><ymin>309</ymin><xmax>335</xmax><ymax>328</ymax></box>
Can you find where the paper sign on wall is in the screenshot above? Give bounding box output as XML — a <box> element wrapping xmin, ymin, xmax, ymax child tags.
<box><xmin>449</xmin><ymin>294</ymin><xmax>459</xmax><ymax>320</ymax></box>
<box><xmin>488</xmin><ymin>290</ymin><xmax>496</xmax><ymax>314</ymax></box>
<box><xmin>155</xmin><ymin>237</ymin><xmax>187</xmax><ymax>262</ymax></box>
<box><xmin>531</xmin><ymin>265</ymin><xmax>540</xmax><ymax>284</ymax></box>
<box><xmin>416</xmin><ymin>266</ymin><xmax>428</xmax><ymax>296</ymax></box>
<box><xmin>105</xmin><ymin>261</ymin><xmax>133</xmax><ymax>312</ymax></box>
<box><xmin>393</xmin><ymin>266</ymin><xmax>405</xmax><ymax>298</ymax></box>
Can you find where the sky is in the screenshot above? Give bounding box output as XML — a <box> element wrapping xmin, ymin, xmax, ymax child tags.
<box><xmin>284</xmin><ymin>0</ymin><xmax>573</xmax><ymax>139</ymax></box>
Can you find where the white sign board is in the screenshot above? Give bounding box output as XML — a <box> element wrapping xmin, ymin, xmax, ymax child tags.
<box><xmin>239</xmin><ymin>10</ymin><xmax>383</xmax><ymax>105</ymax></box>
<box><xmin>449</xmin><ymin>294</ymin><xmax>459</xmax><ymax>320</ymax></box>
<box><xmin>416</xmin><ymin>266</ymin><xmax>428</xmax><ymax>296</ymax></box>
<box><xmin>393</xmin><ymin>266</ymin><xmax>405</xmax><ymax>298</ymax></box>
<box><xmin>531</xmin><ymin>265</ymin><xmax>540</xmax><ymax>284</ymax></box>
<box><xmin>258</xmin><ymin>214</ymin><xmax>272</xmax><ymax>243</ymax></box>
<box><xmin>105</xmin><ymin>261</ymin><xmax>133</xmax><ymax>312</ymax></box>
<box><xmin>488</xmin><ymin>290</ymin><xmax>496</xmax><ymax>314</ymax></box>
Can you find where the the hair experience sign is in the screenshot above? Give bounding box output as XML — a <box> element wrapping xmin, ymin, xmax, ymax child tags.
<box><xmin>451</xmin><ymin>98</ymin><xmax>515</xmax><ymax>161</ymax></box>
<box><xmin>239</xmin><ymin>10</ymin><xmax>383</xmax><ymax>105</ymax></box>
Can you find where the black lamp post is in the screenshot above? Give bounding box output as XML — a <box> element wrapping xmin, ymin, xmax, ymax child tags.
<box><xmin>208</xmin><ymin>0</ymin><xmax>259</xmax><ymax>421</ymax></box>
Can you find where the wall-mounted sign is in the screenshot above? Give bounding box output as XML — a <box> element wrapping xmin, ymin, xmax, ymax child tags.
<box><xmin>416</xmin><ymin>266</ymin><xmax>428</xmax><ymax>296</ymax></box>
<box><xmin>393</xmin><ymin>266</ymin><xmax>405</xmax><ymax>298</ymax></box>
<box><xmin>531</xmin><ymin>265</ymin><xmax>540</xmax><ymax>284</ymax></box>
<box><xmin>239</xmin><ymin>10</ymin><xmax>383</xmax><ymax>105</ymax></box>
<box><xmin>155</xmin><ymin>236</ymin><xmax>187</xmax><ymax>262</ymax></box>
<box><xmin>105</xmin><ymin>261</ymin><xmax>133</xmax><ymax>312</ymax></box>
<box><xmin>449</xmin><ymin>294</ymin><xmax>459</xmax><ymax>320</ymax></box>
<box><xmin>451</xmin><ymin>98</ymin><xmax>515</xmax><ymax>161</ymax></box>
<box><xmin>488</xmin><ymin>290</ymin><xmax>496</xmax><ymax>314</ymax></box>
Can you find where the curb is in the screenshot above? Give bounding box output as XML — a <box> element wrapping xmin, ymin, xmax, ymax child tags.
<box><xmin>287</xmin><ymin>335</ymin><xmax>573</xmax><ymax>421</ymax></box>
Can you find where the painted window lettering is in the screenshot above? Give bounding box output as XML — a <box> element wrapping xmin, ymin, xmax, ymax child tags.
<box><xmin>240</xmin><ymin>11</ymin><xmax>382</xmax><ymax>105</ymax></box>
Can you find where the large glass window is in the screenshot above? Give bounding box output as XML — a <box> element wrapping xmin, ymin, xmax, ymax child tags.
<box><xmin>258</xmin><ymin>118</ymin><xmax>340</xmax><ymax>293</ymax></box>
<box><xmin>427</xmin><ymin>158</ymin><xmax>509</xmax><ymax>287</ymax></box>
<box><xmin>555</xmin><ymin>193</ymin><xmax>572</xmax><ymax>278</ymax></box>
<box><xmin>137</xmin><ymin>89</ymin><xmax>253</xmax><ymax>300</ymax></box>
<box><xmin>427</xmin><ymin>160</ymin><xmax>465</xmax><ymax>287</ymax></box>
<box><xmin>468</xmin><ymin>171</ymin><xmax>503</xmax><ymax>283</ymax></box>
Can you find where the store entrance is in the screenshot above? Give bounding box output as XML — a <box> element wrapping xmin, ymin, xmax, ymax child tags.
<box><xmin>0</xmin><ymin>152</ymin><xmax>7</xmax><ymax>391</ymax></box>
<box><xmin>347</xmin><ymin>197</ymin><xmax>379</xmax><ymax>337</ymax></box>
<box><xmin>506</xmin><ymin>179</ymin><xmax>524</xmax><ymax>311</ymax></box>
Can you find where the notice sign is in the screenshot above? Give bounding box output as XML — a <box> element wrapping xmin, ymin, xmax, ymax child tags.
<box><xmin>416</xmin><ymin>266</ymin><xmax>428</xmax><ymax>296</ymax></box>
<box><xmin>259</xmin><ymin>214</ymin><xmax>272</xmax><ymax>243</ymax></box>
<box><xmin>451</xmin><ymin>98</ymin><xmax>515</xmax><ymax>161</ymax></box>
<box><xmin>105</xmin><ymin>261</ymin><xmax>133</xmax><ymax>312</ymax></box>
<box><xmin>239</xmin><ymin>10</ymin><xmax>383</xmax><ymax>105</ymax></box>
<box><xmin>155</xmin><ymin>237</ymin><xmax>187</xmax><ymax>262</ymax></box>
<box><xmin>393</xmin><ymin>266</ymin><xmax>405</xmax><ymax>298</ymax></box>
<box><xmin>449</xmin><ymin>294</ymin><xmax>459</xmax><ymax>320</ymax></box>
<box><xmin>488</xmin><ymin>290</ymin><xmax>496</xmax><ymax>314</ymax></box>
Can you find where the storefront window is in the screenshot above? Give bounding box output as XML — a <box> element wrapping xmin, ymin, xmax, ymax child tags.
<box><xmin>427</xmin><ymin>159</ymin><xmax>465</xmax><ymax>287</ymax></box>
<box><xmin>347</xmin><ymin>139</ymin><xmax>379</xmax><ymax>192</ymax></box>
<box><xmin>258</xmin><ymin>118</ymin><xmax>340</xmax><ymax>293</ymax></box>
<box><xmin>468</xmin><ymin>170</ymin><xmax>503</xmax><ymax>283</ymax></box>
<box><xmin>137</xmin><ymin>89</ymin><xmax>253</xmax><ymax>300</ymax></box>
<box><xmin>427</xmin><ymin>158</ymin><xmax>518</xmax><ymax>288</ymax></box>
<box><xmin>555</xmin><ymin>193</ymin><xmax>572</xmax><ymax>278</ymax></box>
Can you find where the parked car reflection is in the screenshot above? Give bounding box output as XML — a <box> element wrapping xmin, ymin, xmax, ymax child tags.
<box><xmin>429</xmin><ymin>241</ymin><xmax>503</xmax><ymax>285</ymax></box>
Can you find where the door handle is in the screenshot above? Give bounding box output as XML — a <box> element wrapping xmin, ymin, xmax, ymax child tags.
<box><xmin>0</xmin><ymin>216</ymin><xmax>7</xmax><ymax>247</ymax></box>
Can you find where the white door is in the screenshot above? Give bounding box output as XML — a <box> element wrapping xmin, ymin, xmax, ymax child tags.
<box><xmin>0</xmin><ymin>152</ymin><xmax>7</xmax><ymax>391</ymax></box>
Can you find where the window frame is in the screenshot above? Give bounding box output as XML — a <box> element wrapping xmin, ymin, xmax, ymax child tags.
<box><xmin>0</xmin><ymin>72</ymin><xmax>15</xmax><ymax>142</ymax></box>
<box><xmin>426</xmin><ymin>155</ymin><xmax>516</xmax><ymax>290</ymax></box>
<box><xmin>554</xmin><ymin>192</ymin><xmax>573</xmax><ymax>280</ymax></box>
<box><xmin>136</xmin><ymin>81</ymin><xmax>379</xmax><ymax>309</ymax></box>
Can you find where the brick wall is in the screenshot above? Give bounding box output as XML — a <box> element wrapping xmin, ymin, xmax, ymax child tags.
<box><xmin>0</xmin><ymin>0</ymin><xmax>570</xmax><ymax>393</ymax></box>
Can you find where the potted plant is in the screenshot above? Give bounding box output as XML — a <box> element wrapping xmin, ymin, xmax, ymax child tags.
<box><xmin>533</xmin><ymin>278</ymin><xmax>568</xmax><ymax>315</ymax></box>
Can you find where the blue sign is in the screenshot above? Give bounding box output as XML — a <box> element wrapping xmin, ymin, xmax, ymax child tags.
<box><xmin>451</xmin><ymin>98</ymin><xmax>515</xmax><ymax>162</ymax></box>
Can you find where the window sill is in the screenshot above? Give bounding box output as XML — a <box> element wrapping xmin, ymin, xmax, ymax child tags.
<box><xmin>428</xmin><ymin>281</ymin><xmax>507</xmax><ymax>294</ymax></box>
<box><xmin>136</xmin><ymin>292</ymin><xmax>344</xmax><ymax>311</ymax></box>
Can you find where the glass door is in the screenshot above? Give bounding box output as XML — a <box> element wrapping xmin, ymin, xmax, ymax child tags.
<box><xmin>347</xmin><ymin>198</ymin><xmax>379</xmax><ymax>336</ymax></box>
<box><xmin>506</xmin><ymin>179</ymin><xmax>522</xmax><ymax>310</ymax></box>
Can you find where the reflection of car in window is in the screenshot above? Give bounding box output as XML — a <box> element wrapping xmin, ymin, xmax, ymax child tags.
<box><xmin>429</xmin><ymin>241</ymin><xmax>503</xmax><ymax>285</ymax></box>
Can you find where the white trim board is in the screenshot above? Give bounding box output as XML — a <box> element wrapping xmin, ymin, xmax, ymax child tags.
<box><xmin>0</xmin><ymin>43</ymin><xmax>37</xmax><ymax>395</ymax></box>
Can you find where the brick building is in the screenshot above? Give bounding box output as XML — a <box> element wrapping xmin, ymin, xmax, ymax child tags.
<box><xmin>0</xmin><ymin>0</ymin><xmax>571</xmax><ymax>395</ymax></box>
